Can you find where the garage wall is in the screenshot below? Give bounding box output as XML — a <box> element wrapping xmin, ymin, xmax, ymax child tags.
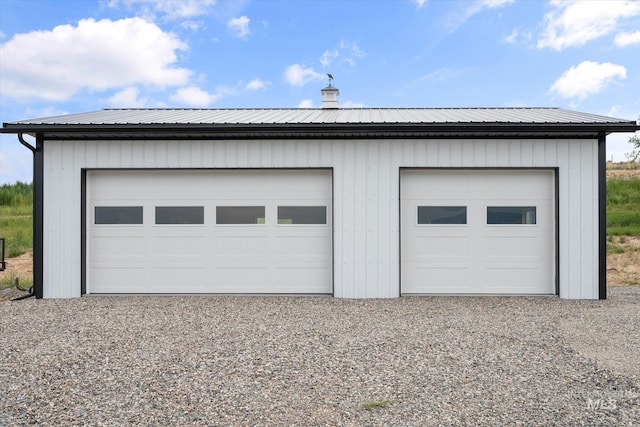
<box><xmin>43</xmin><ymin>138</ymin><xmax>598</xmax><ymax>299</ymax></box>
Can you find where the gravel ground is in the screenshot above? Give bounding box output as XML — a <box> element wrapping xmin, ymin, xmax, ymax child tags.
<box><xmin>1</xmin><ymin>288</ymin><xmax>639</xmax><ymax>426</ymax></box>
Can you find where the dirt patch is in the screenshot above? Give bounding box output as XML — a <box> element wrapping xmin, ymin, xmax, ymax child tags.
<box><xmin>0</xmin><ymin>251</ymin><xmax>33</xmax><ymax>279</ymax></box>
<box><xmin>0</xmin><ymin>251</ymin><xmax>33</xmax><ymax>300</ymax></box>
<box><xmin>608</xmin><ymin>236</ymin><xmax>640</xmax><ymax>286</ymax></box>
<box><xmin>606</xmin><ymin>164</ymin><xmax>640</xmax><ymax>179</ymax></box>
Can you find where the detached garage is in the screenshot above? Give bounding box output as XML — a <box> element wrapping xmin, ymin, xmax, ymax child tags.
<box><xmin>2</xmin><ymin>90</ymin><xmax>638</xmax><ymax>299</ymax></box>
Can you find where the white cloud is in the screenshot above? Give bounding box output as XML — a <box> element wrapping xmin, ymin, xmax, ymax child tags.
<box><xmin>320</xmin><ymin>49</ymin><xmax>339</xmax><ymax>67</ymax></box>
<box><xmin>412</xmin><ymin>0</ymin><xmax>427</xmax><ymax>8</ymax></box>
<box><xmin>149</xmin><ymin>0</ymin><xmax>216</xmax><ymax>18</ymax></box>
<box><xmin>24</xmin><ymin>106</ymin><xmax>69</xmax><ymax>119</ymax></box>
<box><xmin>108</xmin><ymin>86</ymin><xmax>150</xmax><ymax>107</ymax></box>
<box><xmin>501</xmin><ymin>28</ymin><xmax>519</xmax><ymax>44</ymax></box>
<box><xmin>442</xmin><ymin>0</ymin><xmax>514</xmax><ymax>33</ymax></box>
<box><xmin>500</xmin><ymin>28</ymin><xmax>532</xmax><ymax>44</ymax></box>
<box><xmin>418</xmin><ymin>67</ymin><xmax>466</xmax><ymax>83</ymax></box>
<box><xmin>170</xmin><ymin>86</ymin><xmax>214</xmax><ymax>106</ymax></box>
<box><xmin>338</xmin><ymin>40</ymin><xmax>366</xmax><ymax>66</ymax></box>
<box><xmin>538</xmin><ymin>0</ymin><xmax>640</xmax><ymax>50</ymax></box>
<box><xmin>0</xmin><ymin>18</ymin><xmax>191</xmax><ymax>101</ymax></box>
<box><xmin>549</xmin><ymin>61</ymin><xmax>627</xmax><ymax>100</ymax></box>
<box><xmin>615</xmin><ymin>30</ymin><xmax>640</xmax><ymax>46</ymax></box>
<box><xmin>342</xmin><ymin>101</ymin><xmax>365</xmax><ymax>108</ymax></box>
<box><xmin>284</xmin><ymin>64</ymin><xmax>324</xmax><ymax>87</ymax></box>
<box><xmin>228</xmin><ymin>16</ymin><xmax>250</xmax><ymax>39</ymax></box>
<box><xmin>181</xmin><ymin>20</ymin><xmax>203</xmax><ymax>31</ymax></box>
<box><xmin>109</xmin><ymin>0</ymin><xmax>217</xmax><ymax>20</ymax></box>
<box><xmin>606</xmin><ymin>105</ymin><xmax>624</xmax><ymax>118</ymax></box>
<box><xmin>169</xmin><ymin>85</ymin><xmax>235</xmax><ymax>107</ymax></box>
<box><xmin>245</xmin><ymin>78</ymin><xmax>270</xmax><ymax>91</ymax></box>
<box><xmin>319</xmin><ymin>41</ymin><xmax>366</xmax><ymax>68</ymax></box>
<box><xmin>297</xmin><ymin>99</ymin><xmax>314</xmax><ymax>108</ymax></box>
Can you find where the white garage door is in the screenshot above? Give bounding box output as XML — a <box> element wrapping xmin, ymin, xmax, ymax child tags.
<box><xmin>401</xmin><ymin>170</ymin><xmax>555</xmax><ymax>294</ymax></box>
<box><xmin>87</xmin><ymin>170</ymin><xmax>332</xmax><ymax>294</ymax></box>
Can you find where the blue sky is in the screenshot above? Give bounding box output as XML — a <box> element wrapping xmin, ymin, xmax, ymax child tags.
<box><xmin>1</xmin><ymin>0</ymin><xmax>639</xmax><ymax>184</ymax></box>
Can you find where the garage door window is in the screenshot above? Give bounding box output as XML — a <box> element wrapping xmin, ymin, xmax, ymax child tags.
<box><xmin>95</xmin><ymin>206</ymin><xmax>143</xmax><ymax>225</ymax></box>
<box><xmin>155</xmin><ymin>206</ymin><xmax>204</xmax><ymax>225</ymax></box>
<box><xmin>418</xmin><ymin>206</ymin><xmax>467</xmax><ymax>225</ymax></box>
<box><xmin>278</xmin><ymin>206</ymin><xmax>327</xmax><ymax>224</ymax></box>
<box><xmin>216</xmin><ymin>206</ymin><xmax>265</xmax><ymax>224</ymax></box>
<box><xmin>487</xmin><ymin>206</ymin><xmax>536</xmax><ymax>225</ymax></box>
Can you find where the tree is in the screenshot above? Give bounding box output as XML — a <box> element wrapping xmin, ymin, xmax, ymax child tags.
<box><xmin>625</xmin><ymin>133</ymin><xmax>640</xmax><ymax>162</ymax></box>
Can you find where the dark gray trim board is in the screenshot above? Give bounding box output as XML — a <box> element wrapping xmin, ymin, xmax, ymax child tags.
<box><xmin>34</xmin><ymin>134</ymin><xmax>44</xmax><ymax>299</ymax></box>
<box><xmin>555</xmin><ymin>167</ymin><xmax>560</xmax><ymax>296</ymax></box>
<box><xmin>81</xmin><ymin>170</ymin><xmax>87</xmax><ymax>296</ymax></box>
<box><xmin>598</xmin><ymin>133</ymin><xmax>607</xmax><ymax>300</ymax></box>
<box><xmin>2</xmin><ymin>127</ymin><xmax>637</xmax><ymax>142</ymax></box>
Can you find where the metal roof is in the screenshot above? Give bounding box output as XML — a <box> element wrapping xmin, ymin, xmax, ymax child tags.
<box><xmin>2</xmin><ymin>107</ymin><xmax>638</xmax><ymax>139</ymax></box>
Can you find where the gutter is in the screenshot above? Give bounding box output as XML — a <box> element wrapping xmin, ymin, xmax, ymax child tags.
<box><xmin>2</xmin><ymin>123</ymin><xmax>639</xmax><ymax>143</ymax></box>
<box><xmin>2</xmin><ymin>121</ymin><xmax>640</xmax><ymax>135</ymax></box>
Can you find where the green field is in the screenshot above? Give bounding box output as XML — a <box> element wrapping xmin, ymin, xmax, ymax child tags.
<box><xmin>0</xmin><ymin>182</ymin><xmax>33</xmax><ymax>259</ymax></box>
<box><xmin>607</xmin><ymin>176</ymin><xmax>640</xmax><ymax>236</ymax></box>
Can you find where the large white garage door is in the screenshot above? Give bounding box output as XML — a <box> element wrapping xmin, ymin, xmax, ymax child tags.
<box><xmin>401</xmin><ymin>170</ymin><xmax>555</xmax><ymax>294</ymax></box>
<box><xmin>87</xmin><ymin>170</ymin><xmax>332</xmax><ymax>294</ymax></box>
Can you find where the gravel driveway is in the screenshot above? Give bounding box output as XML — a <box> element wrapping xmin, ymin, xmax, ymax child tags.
<box><xmin>1</xmin><ymin>287</ymin><xmax>639</xmax><ymax>426</ymax></box>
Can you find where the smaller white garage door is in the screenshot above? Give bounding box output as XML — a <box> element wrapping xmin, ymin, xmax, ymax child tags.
<box><xmin>401</xmin><ymin>170</ymin><xmax>555</xmax><ymax>294</ymax></box>
<box><xmin>87</xmin><ymin>170</ymin><xmax>332</xmax><ymax>294</ymax></box>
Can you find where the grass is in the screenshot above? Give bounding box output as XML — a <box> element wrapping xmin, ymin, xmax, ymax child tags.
<box><xmin>607</xmin><ymin>176</ymin><xmax>640</xmax><ymax>236</ymax></box>
<box><xmin>0</xmin><ymin>271</ymin><xmax>24</xmax><ymax>289</ymax></box>
<box><xmin>361</xmin><ymin>400</ymin><xmax>395</xmax><ymax>412</ymax></box>
<box><xmin>0</xmin><ymin>181</ymin><xmax>33</xmax><ymax>258</ymax></box>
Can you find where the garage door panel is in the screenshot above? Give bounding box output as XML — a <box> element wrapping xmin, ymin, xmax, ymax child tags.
<box><xmin>415</xmin><ymin>236</ymin><xmax>470</xmax><ymax>256</ymax></box>
<box><xmin>92</xmin><ymin>236</ymin><xmax>146</xmax><ymax>257</ymax></box>
<box><xmin>152</xmin><ymin>236</ymin><xmax>207</xmax><ymax>255</ymax></box>
<box><xmin>148</xmin><ymin>266</ymin><xmax>208</xmax><ymax>289</ymax></box>
<box><xmin>483</xmin><ymin>236</ymin><xmax>543</xmax><ymax>256</ymax></box>
<box><xmin>271</xmin><ymin>267</ymin><xmax>332</xmax><ymax>293</ymax></box>
<box><xmin>212</xmin><ymin>266</ymin><xmax>270</xmax><ymax>289</ymax></box>
<box><xmin>407</xmin><ymin>266</ymin><xmax>470</xmax><ymax>293</ymax></box>
<box><xmin>211</xmin><ymin>236</ymin><xmax>269</xmax><ymax>256</ymax></box>
<box><xmin>480</xmin><ymin>266</ymin><xmax>547</xmax><ymax>293</ymax></box>
<box><xmin>88</xmin><ymin>170</ymin><xmax>332</xmax><ymax>294</ymax></box>
<box><xmin>272</xmin><ymin>235</ymin><xmax>330</xmax><ymax>255</ymax></box>
<box><xmin>402</xmin><ymin>170</ymin><xmax>555</xmax><ymax>295</ymax></box>
<box><xmin>90</xmin><ymin>267</ymin><xmax>146</xmax><ymax>293</ymax></box>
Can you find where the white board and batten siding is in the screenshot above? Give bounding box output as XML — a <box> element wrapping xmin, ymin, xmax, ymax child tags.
<box><xmin>43</xmin><ymin>138</ymin><xmax>599</xmax><ymax>299</ymax></box>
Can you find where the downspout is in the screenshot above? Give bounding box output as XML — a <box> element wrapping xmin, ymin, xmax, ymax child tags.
<box><xmin>12</xmin><ymin>133</ymin><xmax>43</xmax><ymax>300</ymax></box>
<box><xmin>17</xmin><ymin>133</ymin><xmax>35</xmax><ymax>154</ymax></box>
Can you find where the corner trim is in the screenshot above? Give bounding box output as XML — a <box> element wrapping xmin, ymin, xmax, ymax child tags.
<box><xmin>598</xmin><ymin>133</ymin><xmax>607</xmax><ymax>299</ymax></box>
<box><xmin>81</xmin><ymin>170</ymin><xmax>87</xmax><ymax>295</ymax></box>
<box><xmin>34</xmin><ymin>134</ymin><xmax>44</xmax><ymax>299</ymax></box>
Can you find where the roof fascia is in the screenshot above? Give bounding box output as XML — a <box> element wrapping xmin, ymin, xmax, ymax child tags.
<box><xmin>2</xmin><ymin>121</ymin><xmax>639</xmax><ymax>138</ymax></box>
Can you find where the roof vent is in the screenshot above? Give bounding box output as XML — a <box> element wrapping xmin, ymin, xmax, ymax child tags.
<box><xmin>321</xmin><ymin>74</ymin><xmax>339</xmax><ymax>109</ymax></box>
